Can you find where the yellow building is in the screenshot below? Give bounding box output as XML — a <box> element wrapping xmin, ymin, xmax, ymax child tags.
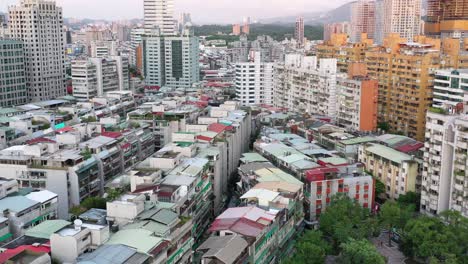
<box><xmin>358</xmin><ymin>143</ymin><xmax>420</xmax><ymax>200</ymax></box>
<box><xmin>365</xmin><ymin>35</ymin><xmax>441</xmax><ymax>141</ymax></box>
<box><xmin>316</xmin><ymin>33</ymin><xmax>373</xmax><ymax>73</ymax></box>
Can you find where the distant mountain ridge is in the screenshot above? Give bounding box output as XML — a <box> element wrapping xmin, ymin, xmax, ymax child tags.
<box><xmin>260</xmin><ymin>2</ymin><xmax>353</xmax><ymax>25</ymax></box>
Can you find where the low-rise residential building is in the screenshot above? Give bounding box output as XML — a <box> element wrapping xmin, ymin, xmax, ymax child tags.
<box><xmin>359</xmin><ymin>143</ymin><xmax>421</xmax><ymax>199</ymax></box>
<box><xmin>0</xmin><ymin>190</ymin><xmax>58</xmax><ymax>239</ymax></box>
<box><xmin>50</xmin><ymin>219</ymin><xmax>109</xmax><ymax>263</ymax></box>
<box><xmin>304</xmin><ymin>166</ymin><xmax>374</xmax><ymax>222</ymax></box>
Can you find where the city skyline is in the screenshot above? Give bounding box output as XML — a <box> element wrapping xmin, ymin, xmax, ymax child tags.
<box><xmin>0</xmin><ymin>0</ymin><xmax>352</xmax><ymax>23</ymax></box>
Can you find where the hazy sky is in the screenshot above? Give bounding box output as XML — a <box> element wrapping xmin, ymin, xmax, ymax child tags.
<box><xmin>0</xmin><ymin>0</ymin><xmax>349</xmax><ymax>24</ymax></box>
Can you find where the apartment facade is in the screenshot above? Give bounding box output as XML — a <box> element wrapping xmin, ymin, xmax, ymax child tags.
<box><xmin>359</xmin><ymin>143</ymin><xmax>421</xmax><ymax>199</ymax></box>
<box><xmin>8</xmin><ymin>0</ymin><xmax>66</xmax><ymax>101</ymax></box>
<box><xmin>350</xmin><ymin>0</ymin><xmax>376</xmax><ymax>42</ymax></box>
<box><xmin>72</xmin><ymin>57</ymin><xmax>129</xmax><ymax>100</ymax></box>
<box><xmin>0</xmin><ymin>39</ymin><xmax>28</xmax><ymax>107</ymax></box>
<box><xmin>365</xmin><ymin>37</ymin><xmax>440</xmax><ymax>141</ymax></box>
<box><xmin>235</xmin><ymin>52</ymin><xmax>274</xmax><ymax>106</ymax></box>
<box><xmin>143</xmin><ymin>0</ymin><xmax>175</xmax><ymax>35</ymax></box>
<box><xmin>316</xmin><ymin>34</ymin><xmax>373</xmax><ymax>74</ymax></box>
<box><xmin>304</xmin><ymin>167</ymin><xmax>374</xmax><ymax>222</ymax></box>
<box><xmin>337</xmin><ymin>76</ymin><xmax>378</xmax><ymax>132</ymax></box>
<box><xmin>295</xmin><ymin>16</ymin><xmax>305</xmax><ymax>47</ymax></box>
<box><xmin>273</xmin><ymin>54</ymin><xmax>338</xmax><ymax>117</ymax></box>
<box><xmin>323</xmin><ymin>22</ymin><xmax>351</xmax><ymax>41</ymax></box>
<box><xmin>382</xmin><ymin>0</ymin><xmax>422</xmax><ymax>41</ymax></box>
<box><xmin>143</xmin><ymin>29</ymin><xmax>200</xmax><ymax>89</ymax></box>
<box><xmin>433</xmin><ymin>69</ymin><xmax>468</xmax><ymax>108</ymax></box>
<box><xmin>425</xmin><ymin>0</ymin><xmax>468</xmax><ymax>38</ymax></box>
<box><xmin>421</xmin><ymin>107</ymin><xmax>468</xmax><ymax>217</ymax></box>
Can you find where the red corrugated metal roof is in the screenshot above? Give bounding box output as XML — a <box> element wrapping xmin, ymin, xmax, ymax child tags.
<box><xmin>55</xmin><ymin>126</ymin><xmax>74</xmax><ymax>133</ymax></box>
<box><xmin>101</xmin><ymin>131</ymin><xmax>122</xmax><ymax>139</ymax></box>
<box><xmin>208</xmin><ymin>123</ymin><xmax>233</xmax><ymax>134</ymax></box>
<box><xmin>305</xmin><ymin>167</ymin><xmax>339</xmax><ymax>182</ymax></box>
<box><xmin>396</xmin><ymin>142</ymin><xmax>424</xmax><ymax>153</ymax></box>
<box><xmin>0</xmin><ymin>244</ymin><xmax>51</xmax><ymax>263</ymax></box>
<box><xmin>196</xmin><ymin>135</ymin><xmax>213</xmax><ymax>142</ymax></box>
<box><xmin>26</xmin><ymin>137</ymin><xmax>56</xmax><ymax>145</ymax></box>
<box><xmin>209</xmin><ymin>218</ymin><xmax>266</xmax><ymax>237</ymax></box>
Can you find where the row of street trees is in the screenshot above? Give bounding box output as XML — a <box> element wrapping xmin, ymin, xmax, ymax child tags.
<box><xmin>287</xmin><ymin>193</ymin><xmax>468</xmax><ymax>263</ymax></box>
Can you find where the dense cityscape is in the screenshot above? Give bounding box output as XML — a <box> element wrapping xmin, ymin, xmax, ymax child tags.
<box><xmin>0</xmin><ymin>0</ymin><xmax>466</xmax><ymax>263</ymax></box>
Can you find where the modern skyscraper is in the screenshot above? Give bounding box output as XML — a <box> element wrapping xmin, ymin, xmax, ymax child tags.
<box><xmin>382</xmin><ymin>0</ymin><xmax>422</xmax><ymax>41</ymax></box>
<box><xmin>295</xmin><ymin>16</ymin><xmax>305</xmax><ymax>47</ymax></box>
<box><xmin>235</xmin><ymin>52</ymin><xmax>274</xmax><ymax>106</ymax></box>
<box><xmin>426</xmin><ymin>0</ymin><xmax>468</xmax><ymax>38</ymax></box>
<box><xmin>350</xmin><ymin>0</ymin><xmax>376</xmax><ymax>42</ymax></box>
<box><xmin>144</xmin><ymin>0</ymin><xmax>176</xmax><ymax>35</ymax></box>
<box><xmin>8</xmin><ymin>0</ymin><xmax>66</xmax><ymax>102</ymax></box>
<box><xmin>143</xmin><ymin>28</ymin><xmax>200</xmax><ymax>89</ymax></box>
<box><xmin>178</xmin><ymin>13</ymin><xmax>192</xmax><ymax>33</ymax></box>
<box><xmin>323</xmin><ymin>22</ymin><xmax>351</xmax><ymax>41</ymax></box>
<box><xmin>0</xmin><ymin>39</ymin><xmax>28</xmax><ymax>107</ymax></box>
<box><xmin>374</xmin><ymin>0</ymin><xmax>385</xmax><ymax>44</ymax></box>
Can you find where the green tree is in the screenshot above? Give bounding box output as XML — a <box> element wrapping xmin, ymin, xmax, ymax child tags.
<box><xmin>285</xmin><ymin>231</ymin><xmax>331</xmax><ymax>264</ymax></box>
<box><xmin>338</xmin><ymin>239</ymin><xmax>385</xmax><ymax>264</ymax></box>
<box><xmin>400</xmin><ymin>215</ymin><xmax>468</xmax><ymax>263</ymax></box>
<box><xmin>319</xmin><ymin>194</ymin><xmax>370</xmax><ymax>251</ymax></box>
<box><xmin>81</xmin><ymin>197</ymin><xmax>107</xmax><ymax>210</ymax></box>
<box><xmin>374</xmin><ymin>179</ymin><xmax>386</xmax><ymax>199</ymax></box>
<box><xmin>377</xmin><ymin>122</ymin><xmax>390</xmax><ymax>132</ymax></box>
<box><xmin>379</xmin><ymin>201</ymin><xmax>412</xmax><ymax>246</ymax></box>
<box><xmin>397</xmin><ymin>191</ymin><xmax>420</xmax><ymax>210</ymax></box>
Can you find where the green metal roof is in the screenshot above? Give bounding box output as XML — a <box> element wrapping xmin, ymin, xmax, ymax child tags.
<box><xmin>25</xmin><ymin>220</ymin><xmax>71</xmax><ymax>239</ymax></box>
<box><xmin>106</xmin><ymin>229</ymin><xmax>163</xmax><ymax>253</ymax></box>
<box><xmin>0</xmin><ymin>108</ymin><xmax>19</xmax><ymax>115</ymax></box>
<box><xmin>255</xmin><ymin>168</ymin><xmax>303</xmax><ymax>185</ymax></box>
<box><xmin>340</xmin><ymin>136</ymin><xmax>376</xmax><ymax>145</ymax></box>
<box><xmin>365</xmin><ymin>143</ymin><xmax>413</xmax><ymax>164</ymax></box>
<box><xmin>122</xmin><ymin>220</ymin><xmax>169</xmax><ymax>236</ymax></box>
<box><xmin>0</xmin><ymin>196</ymin><xmax>39</xmax><ymax>213</ymax></box>
<box><xmin>318</xmin><ymin>157</ymin><xmax>348</xmax><ymax>165</ymax></box>
<box><xmin>151</xmin><ymin>209</ymin><xmax>178</xmax><ymax>225</ymax></box>
<box><xmin>240</xmin><ymin>153</ymin><xmax>268</xmax><ymax>163</ymax></box>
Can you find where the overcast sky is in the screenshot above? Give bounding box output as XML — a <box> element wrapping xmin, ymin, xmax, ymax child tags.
<box><xmin>0</xmin><ymin>0</ymin><xmax>348</xmax><ymax>24</ymax></box>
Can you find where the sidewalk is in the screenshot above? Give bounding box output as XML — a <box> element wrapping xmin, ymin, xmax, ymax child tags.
<box><xmin>371</xmin><ymin>232</ymin><xmax>406</xmax><ymax>264</ymax></box>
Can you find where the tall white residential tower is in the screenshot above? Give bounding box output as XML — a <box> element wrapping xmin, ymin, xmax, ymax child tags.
<box><xmin>8</xmin><ymin>0</ymin><xmax>66</xmax><ymax>102</ymax></box>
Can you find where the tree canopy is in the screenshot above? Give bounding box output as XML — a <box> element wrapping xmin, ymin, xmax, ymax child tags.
<box><xmin>338</xmin><ymin>239</ymin><xmax>386</xmax><ymax>264</ymax></box>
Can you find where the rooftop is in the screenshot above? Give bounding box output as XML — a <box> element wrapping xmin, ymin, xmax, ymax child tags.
<box><xmin>0</xmin><ymin>196</ymin><xmax>39</xmax><ymax>213</ymax></box>
<box><xmin>364</xmin><ymin>143</ymin><xmax>415</xmax><ymax>164</ymax></box>
<box><xmin>197</xmin><ymin>235</ymin><xmax>249</xmax><ymax>264</ymax></box>
<box><xmin>25</xmin><ymin>220</ymin><xmax>71</xmax><ymax>239</ymax></box>
<box><xmin>106</xmin><ymin>229</ymin><xmax>163</xmax><ymax>254</ymax></box>
<box><xmin>77</xmin><ymin>244</ymin><xmax>149</xmax><ymax>264</ymax></box>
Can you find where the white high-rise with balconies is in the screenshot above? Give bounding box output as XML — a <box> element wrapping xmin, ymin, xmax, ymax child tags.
<box><xmin>235</xmin><ymin>52</ymin><xmax>274</xmax><ymax>106</ymax></box>
<box><xmin>8</xmin><ymin>0</ymin><xmax>66</xmax><ymax>102</ymax></box>
<box><xmin>382</xmin><ymin>0</ymin><xmax>421</xmax><ymax>41</ymax></box>
<box><xmin>144</xmin><ymin>0</ymin><xmax>176</xmax><ymax>35</ymax></box>
<box><xmin>422</xmin><ymin>106</ymin><xmax>468</xmax><ymax>218</ymax></box>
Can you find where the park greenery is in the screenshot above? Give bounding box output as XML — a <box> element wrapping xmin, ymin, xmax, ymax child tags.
<box><xmin>193</xmin><ymin>23</ymin><xmax>323</xmax><ymax>43</ymax></box>
<box><xmin>287</xmin><ymin>194</ymin><xmax>468</xmax><ymax>263</ymax></box>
